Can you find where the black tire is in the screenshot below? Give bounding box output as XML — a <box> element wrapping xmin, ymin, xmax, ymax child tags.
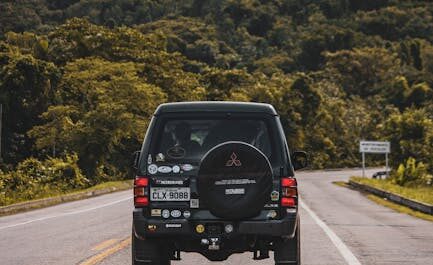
<box><xmin>132</xmin><ymin>230</ymin><xmax>171</xmax><ymax>265</ymax></box>
<box><xmin>274</xmin><ymin>219</ymin><xmax>300</xmax><ymax>265</ymax></box>
<box><xmin>197</xmin><ymin>141</ymin><xmax>273</xmax><ymax>219</ymax></box>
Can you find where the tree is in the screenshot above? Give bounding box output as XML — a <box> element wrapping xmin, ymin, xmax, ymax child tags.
<box><xmin>383</xmin><ymin>108</ymin><xmax>433</xmax><ymax>169</ymax></box>
<box><xmin>27</xmin><ymin>105</ymin><xmax>79</xmax><ymax>157</ymax></box>
<box><xmin>349</xmin><ymin>0</ymin><xmax>389</xmax><ymax>11</ymax></box>
<box><xmin>30</xmin><ymin>57</ymin><xmax>167</xmax><ymax>178</ymax></box>
<box><xmin>0</xmin><ymin>45</ymin><xmax>60</xmax><ymax>163</ymax></box>
<box><xmin>296</xmin><ymin>24</ymin><xmax>355</xmax><ymax>70</ymax></box>
<box><xmin>356</xmin><ymin>6</ymin><xmax>433</xmax><ymax>41</ymax></box>
<box><xmin>324</xmin><ymin>47</ymin><xmax>400</xmax><ymax>97</ymax></box>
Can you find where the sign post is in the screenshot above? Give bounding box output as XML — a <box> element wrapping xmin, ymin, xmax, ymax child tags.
<box><xmin>386</xmin><ymin>152</ymin><xmax>389</xmax><ymax>178</ymax></box>
<box><xmin>359</xmin><ymin>141</ymin><xmax>391</xmax><ymax>178</ymax></box>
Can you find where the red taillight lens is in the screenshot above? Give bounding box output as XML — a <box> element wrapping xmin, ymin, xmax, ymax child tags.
<box><xmin>135</xmin><ymin>177</ymin><xmax>149</xmax><ymax>187</ymax></box>
<box><xmin>134</xmin><ymin>176</ymin><xmax>149</xmax><ymax>207</ymax></box>
<box><xmin>134</xmin><ymin>196</ymin><xmax>149</xmax><ymax>207</ymax></box>
<box><xmin>281</xmin><ymin>197</ymin><xmax>296</xmax><ymax>207</ymax></box>
<box><xmin>281</xmin><ymin>177</ymin><xmax>297</xmax><ymax>187</ymax></box>
<box><xmin>281</xmin><ymin>177</ymin><xmax>298</xmax><ymax>208</ymax></box>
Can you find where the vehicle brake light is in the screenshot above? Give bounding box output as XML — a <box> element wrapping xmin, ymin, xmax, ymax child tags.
<box><xmin>134</xmin><ymin>176</ymin><xmax>149</xmax><ymax>207</ymax></box>
<box><xmin>135</xmin><ymin>196</ymin><xmax>149</xmax><ymax>206</ymax></box>
<box><xmin>281</xmin><ymin>197</ymin><xmax>296</xmax><ymax>207</ymax></box>
<box><xmin>280</xmin><ymin>177</ymin><xmax>297</xmax><ymax>208</ymax></box>
<box><xmin>135</xmin><ymin>177</ymin><xmax>149</xmax><ymax>187</ymax></box>
<box><xmin>281</xmin><ymin>177</ymin><xmax>297</xmax><ymax>187</ymax></box>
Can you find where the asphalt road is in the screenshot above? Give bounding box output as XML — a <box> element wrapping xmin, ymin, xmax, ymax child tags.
<box><xmin>1</xmin><ymin>168</ymin><xmax>433</xmax><ymax>265</ymax></box>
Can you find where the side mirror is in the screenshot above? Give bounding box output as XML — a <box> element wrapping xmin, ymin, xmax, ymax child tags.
<box><xmin>291</xmin><ymin>151</ymin><xmax>308</xmax><ymax>171</ymax></box>
<box><xmin>132</xmin><ymin>151</ymin><xmax>141</xmax><ymax>170</ymax></box>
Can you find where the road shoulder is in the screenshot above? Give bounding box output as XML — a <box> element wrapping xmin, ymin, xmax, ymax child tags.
<box><xmin>333</xmin><ymin>180</ymin><xmax>433</xmax><ymax>222</ymax></box>
<box><xmin>0</xmin><ymin>180</ymin><xmax>132</xmax><ymax>216</ymax></box>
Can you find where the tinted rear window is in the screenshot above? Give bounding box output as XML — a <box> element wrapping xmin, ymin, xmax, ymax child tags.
<box><xmin>149</xmin><ymin>118</ymin><xmax>278</xmax><ymax>164</ymax></box>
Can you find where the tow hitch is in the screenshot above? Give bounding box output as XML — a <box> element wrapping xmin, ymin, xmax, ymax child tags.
<box><xmin>201</xmin><ymin>238</ymin><xmax>221</xmax><ymax>250</ymax></box>
<box><xmin>253</xmin><ymin>249</ymin><xmax>270</xmax><ymax>260</ymax></box>
<box><xmin>253</xmin><ymin>240</ymin><xmax>270</xmax><ymax>260</ymax></box>
<box><xmin>171</xmin><ymin>250</ymin><xmax>181</xmax><ymax>261</ymax></box>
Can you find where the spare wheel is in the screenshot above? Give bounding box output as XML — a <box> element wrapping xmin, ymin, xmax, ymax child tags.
<box><xmin>197</xmin><ymin>141</ymin><xmax>273</xmax><ymax>219</ymax></box>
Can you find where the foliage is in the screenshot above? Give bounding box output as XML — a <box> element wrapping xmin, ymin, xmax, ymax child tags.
<box><xmin>383</xmin><ymin>108</ymin><xmax>433</xmax><ymax>169</ymax></box>
<box><xmin>356</xmin><ymin>6</ymin><xmax>433</xmax><ymax>41</ymax></box>
<box><xmin>351</xmin><ymin>176</ymin><xmax>433</xmax><ymax>205</ymax></box>
<box><xmin>0</xmin><ymin>154</ymin><xmax>88</xmax><ymax>206</ymax></box>
<box><xmin>1</xmin><ymin>1</ymin><xmax>433</xmax><ymax>190</ymax></box>
<box><xmin>0</xmin><ymin>44</ymin><xmax>60</xmax><ymax>162</ymax></box>
<box><xmin>393</xmin><ymin>157</ymin><xmax>432</xmax><ymax>186</ymax></box>
<box><xmin>324</xmin><ymin>47</ymin><xmax>400</xmax><ymax>97</ymax></box>
<box><xmin>29</xmin><ymin>57</ymin><xmax>168</xmax><ymax>179</ymax></box>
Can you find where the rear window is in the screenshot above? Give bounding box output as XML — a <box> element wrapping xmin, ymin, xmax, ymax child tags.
<box><xmin>149</xmin><ymin>118</ymin><xmax>277</xmax><ymax>164</ymax></box>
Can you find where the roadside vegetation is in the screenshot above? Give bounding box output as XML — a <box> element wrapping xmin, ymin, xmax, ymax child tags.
<box><xmin>336</xmin><ymin>177</ymin><xmax>433</xmax><ymax>220</ymax></box>
<box><xmin>0</xmin><ymin>152</ymin><xmax>131</xmax><ymax>206</ymax></box>
<box><xmin>351</xmin><ymin>156</ymin><xmax>433</xmax><ymax>207</ymax></box>
<box><xmin>351</xmin><ymin>176</ymin><xmax>433</xmax><ymax>205</ymax></box>
<box><xmin>1</xmin><ymin>0</ymin><xmax>433</xmax><ymax>205</ymax></box>
<box><xmin>366</xmin><ymin>194</ymin><xmax>433</xmax><ymax>222</ymax></box>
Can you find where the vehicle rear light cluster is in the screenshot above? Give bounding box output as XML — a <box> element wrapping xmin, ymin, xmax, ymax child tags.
<box><xmin>134</xmin><ymin>177</ymin><xmax>149</xmax><ymax>207</ymax></box>
<box><xmin>280</xmin><ymin>177</ymin><xmax>297</xmax><ymax>207</ymax></box>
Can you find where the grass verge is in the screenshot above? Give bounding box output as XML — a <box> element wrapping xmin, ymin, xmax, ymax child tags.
<box><xmin>335</xmin><ymin>178</ymin><xmax>433</xmax><ymax>222</ymax></box>
<box><xmin>75</xmin><ymin>180</ymin><xmax>133</xmax><ymax>194</ymax></box>
<box><xmin>366</xmin><ymin>194</ymin><xmax>433</xmax><ymax>222</ymax></box>
<box><xmin>0</xmin><ymin>180</ymin><xmax>133</xmax><ymax>216</ymax></box>
<box><xmin>350</xmin><ymin>177</ymin><xmax>433</xmax><ymax>205</ymax></box>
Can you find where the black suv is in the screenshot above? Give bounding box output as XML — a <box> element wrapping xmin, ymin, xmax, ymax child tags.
<box><xmin>132</xmin><ymin>102</ymin><xmax>307</xmax><ymax>265</ymax></box>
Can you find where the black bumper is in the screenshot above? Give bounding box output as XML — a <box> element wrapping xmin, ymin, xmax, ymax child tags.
<box><xmin>133</xmin><ymin>209</ymin><xmax>298</xmax><ymax>239</ymax></box>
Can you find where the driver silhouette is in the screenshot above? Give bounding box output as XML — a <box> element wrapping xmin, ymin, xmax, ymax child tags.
<box><xmin>173</xmin><ymin>122</ymin><xmax>201</xmax><ymax>155</ymax></box>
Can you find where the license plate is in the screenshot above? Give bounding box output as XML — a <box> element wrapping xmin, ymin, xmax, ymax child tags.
<box><xmin>150</xmin><ymin>187</ymin><xmax>190</xmax><ymax>201</ymax></box>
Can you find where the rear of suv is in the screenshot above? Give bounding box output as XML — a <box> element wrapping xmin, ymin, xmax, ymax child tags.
<box><xmin>132</xmin><ymin>102</ymin><xmax>307</xmax><ymax>265</ymax></box>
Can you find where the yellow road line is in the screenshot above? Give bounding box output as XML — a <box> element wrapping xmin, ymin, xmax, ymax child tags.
<box><xmin>80</xmin><ymin>237</ymin><xmax>131</xmax><ymax>265</ymax></box>
<box><xmin>91</xmin><ymin>238</ymin><xmax>120</xmax><ymax>251</ymax></box>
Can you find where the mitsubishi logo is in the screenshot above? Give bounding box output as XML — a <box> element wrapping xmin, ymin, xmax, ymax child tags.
<box><xmin>226</xmin><ymin>152</ymin><xmax>242</xmax><ymax>167</ymax></box>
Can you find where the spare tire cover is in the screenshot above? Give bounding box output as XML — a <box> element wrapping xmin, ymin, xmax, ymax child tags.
<box><xmin>197</xmin><ymin>141</ymin><xmax>273</xmax><ymax>219</ymax></box>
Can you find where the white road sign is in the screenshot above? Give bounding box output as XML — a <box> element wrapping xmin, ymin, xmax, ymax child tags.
<box><xmin>359</xmin><ymin>141</ymin><xmax>390</xmax><ymax>154</ymax></box>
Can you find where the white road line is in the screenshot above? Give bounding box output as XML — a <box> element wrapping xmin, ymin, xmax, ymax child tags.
<box><xmin>0</xmin><ymin>196</ymin><xmax>132</xmax><ymax>231</ymax></box>
<box><xmin>300</xmin><ymin>199</ymin><xmax>362</xmax><ymax>265</ymax></box>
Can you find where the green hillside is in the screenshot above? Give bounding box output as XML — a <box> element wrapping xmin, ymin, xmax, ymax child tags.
<box><xmin>1</xmin><ymin>0</ymin><xmax>432</xmax><ymax>203</ymax></box>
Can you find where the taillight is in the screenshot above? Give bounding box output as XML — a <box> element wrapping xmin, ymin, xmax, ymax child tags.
<box><xmin>281</xmin><ymin>177</ymin><xmax>297</xmax><ymax>207</ymax></box>
<box><xmin>281</xmin><ymin>197</ymin><xmax>296</xmax><ymax>207</ymax></box>
<box><xmin>281</xmin><ymin>178</ymin><xmax>297</xmax><ymax>187</ymax></box>
<box><xmin>134</xmin><ymin>176</ymin><xmax>149</xmax><ymax>207</ymax></box>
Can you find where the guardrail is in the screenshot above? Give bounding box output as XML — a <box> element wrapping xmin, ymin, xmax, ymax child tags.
<box><xmin>349</xmin><ymin>180</ymin><xmax>433</xmax><ymax>215</ymax></box>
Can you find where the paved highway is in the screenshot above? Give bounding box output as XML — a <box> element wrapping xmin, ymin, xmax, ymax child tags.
<box><xmin>1</xmin><ymin>169</ymin><xmax>432</xmax><ymax>265</ymax></box>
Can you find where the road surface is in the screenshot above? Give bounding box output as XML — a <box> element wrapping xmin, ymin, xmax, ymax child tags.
<box><xmin>1</xmin><ymin>169</ymin><xmax>432</xmax><ymax>265</ymax></box>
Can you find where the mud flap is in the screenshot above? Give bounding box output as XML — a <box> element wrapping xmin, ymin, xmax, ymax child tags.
<box><xmin>274</xmin><ymin>219</ymin><xmax>300</xmax><ymax>264</ymax></box>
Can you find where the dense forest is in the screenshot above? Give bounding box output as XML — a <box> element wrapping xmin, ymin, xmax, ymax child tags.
<box><xmin>1</xmin><ymin>0</ymin><xmax>433</xmax><ymax>204</ymax></box>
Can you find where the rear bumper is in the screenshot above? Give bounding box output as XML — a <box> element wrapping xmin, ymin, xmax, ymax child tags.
<box><xmin>133</xmin><ymin>209</ymin><xmax>298</xmax><ymax>239</ymax></box>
